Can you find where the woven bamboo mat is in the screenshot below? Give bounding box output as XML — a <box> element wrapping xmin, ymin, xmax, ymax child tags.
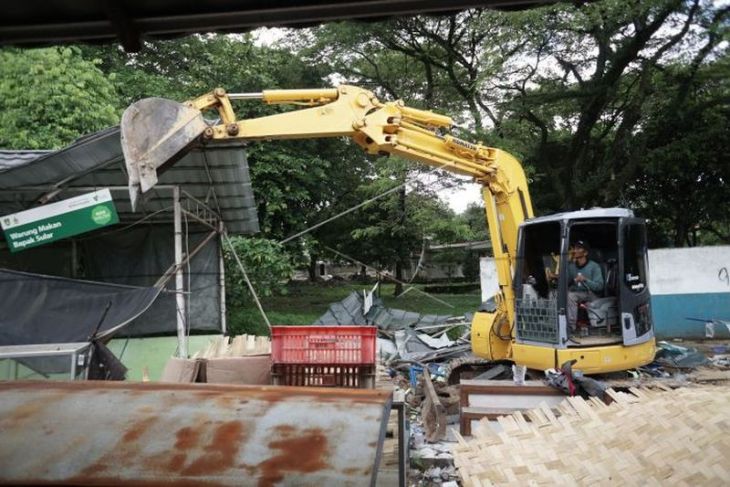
<box><xmin>453</xmin><ymin>385</ymin><xmax>730</xmax><ymax>486</ymax></box>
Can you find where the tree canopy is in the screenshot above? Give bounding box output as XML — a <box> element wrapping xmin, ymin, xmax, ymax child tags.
<box><xmin>2</xmin><ymin>0</ymin><xmax>727</xmax><ymax>262</ymax></box>
<box><xmin>0</xmin><ymin>47</ymin><xmax>119</xmax><ymax>149</ymax></box>
<box><xmin>294</xmin><ymin>0</ymin><xmax>729</xmax><ymax>246</ymax></box>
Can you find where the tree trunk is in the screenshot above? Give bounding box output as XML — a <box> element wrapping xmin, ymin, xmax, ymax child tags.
<box><xmin>308</xmin><ymin>254</ymin><xmax>318</xmax><ymax>282</ymax></box>
<box><xmin>394</xmin><ymin>261</ymin><xmax>404</xmax><ymax>296</ymax></box>
<box><xmin>394</xmin><ymin>184</ymin><xmax>407</xmax><ymax>297</ymax></box>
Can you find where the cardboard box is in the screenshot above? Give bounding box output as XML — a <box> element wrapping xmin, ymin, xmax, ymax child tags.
<box><xmin>205</xmin><ymin>355</ymin><xmax>271</xmax><ymax>385</ymax></box>
<box><xmin>158</xmin><ymin>355</ymin><xmax>272</xmax><ymax>385</ymax></box>
<box><xmin>159</xmin><ymin>357</ymin><xmax>204</xmax><ymax>383</ymax></box>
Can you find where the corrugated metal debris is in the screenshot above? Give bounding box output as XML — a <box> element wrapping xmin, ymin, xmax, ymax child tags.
<box><xmin>0</xmin><ymin>381</ymin><xmax>393</xmax><ymax>486</ymax></box>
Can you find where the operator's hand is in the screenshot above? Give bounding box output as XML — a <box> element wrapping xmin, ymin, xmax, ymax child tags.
<box><xmin>574</xmin><ymin>273</ymin><xmax>586</xmax><ymax>283</ymax></box>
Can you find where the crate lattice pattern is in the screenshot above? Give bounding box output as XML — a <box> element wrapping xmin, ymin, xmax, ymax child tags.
<box><xmin>515</xmin><ymin>297</ymin><xmax>559</xmax><ymax>343</ymax></box>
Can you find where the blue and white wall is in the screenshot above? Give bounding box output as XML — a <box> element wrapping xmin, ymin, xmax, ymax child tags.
<box><xmin>480</xmin><ymin>245</ymin><xmax>730</xmax><ymax>339</ymax></box>
<box><xmin>649</xmin><ymin>246</ymin><xmax>730</xmax><ymax>339</ymax></box>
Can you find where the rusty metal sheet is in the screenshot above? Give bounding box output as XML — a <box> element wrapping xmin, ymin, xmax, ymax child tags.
<box><xmin>0</xmin><ymin>381</ymin><xmax>393</xmax><ymax>486</ymax></box>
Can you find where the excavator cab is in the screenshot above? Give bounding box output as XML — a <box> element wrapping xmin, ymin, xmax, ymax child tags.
<box><xmin>511</xmin><ymin>209</ymin><xmax>655</xmax><ymax>372</ymax></box>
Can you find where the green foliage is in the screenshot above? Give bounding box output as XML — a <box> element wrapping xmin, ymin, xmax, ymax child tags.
<box><xmin>625</xmin><ymin>57</ymin><xmax>730</xmax><ymax>246</ymax></box>
<box><xmin>294</xmin><ymin>0</ymin><xmax>729</xmax><ymax>247</ymax></box>
<box><xmin>223</xmin><ymin>237</ymin><xmax>293</xmax><ymax>310</ymax></box>
<box><xmin>0</xmin><ymin>47</ymin><xmax>119</xmax><ymax>149</ymax></box>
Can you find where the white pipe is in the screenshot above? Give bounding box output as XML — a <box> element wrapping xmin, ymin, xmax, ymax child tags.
<box><xmin>218</xmin><ymin>222</ymin><xmax>227</xmax><ymax>334</ymax></box>
<box><xmin>173</xmin><ymin>186</ymin><xmax>188</xmax><ymax>358</ymax></box>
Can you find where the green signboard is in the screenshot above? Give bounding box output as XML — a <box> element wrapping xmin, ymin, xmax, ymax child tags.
<box><xmin>1</xmin><ymin>189</ymin><xmax>119</xmax><ymax>252</ymax></box>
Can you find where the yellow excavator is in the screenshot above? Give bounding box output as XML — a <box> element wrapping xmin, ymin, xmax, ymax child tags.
<box><xmin>121</xmin><ymin>85</ymin><xmax>656</xmax><ymax>374</ymax></box>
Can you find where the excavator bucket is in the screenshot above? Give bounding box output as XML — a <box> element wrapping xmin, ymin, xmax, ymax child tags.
<box><xmin>121</xmin><ymin>97</ymin><xmax>209</xmax><ymax>209</ymax></box>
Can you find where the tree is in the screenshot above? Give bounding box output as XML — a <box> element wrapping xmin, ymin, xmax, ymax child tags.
<box><xmin>626</xmin><ymin>57</ymin><xmax>730</xmax><ymax>246</ymax></box>
<box><xmin>80</xmin><ymin>36</ymin><xmax>372</xmax><ymax>265</ymax></box>
<box><xmin>345</xmin><ymin>156</ymin><xmax>475</xmax><ymax>293</ymax></box>
<box><xmin>223</xmin><ymin>236</ymin><xmax>293</xmax><ymax>304</ymax></box>
<box><xmin>295</xmin><ymin>0</ymin><xmax>729</xmax><ymax>246</ymax></box>
<box><xmin>0</xmin><ymin>47</ymin><xmax>119</xmax><ymax>149</ymax></box>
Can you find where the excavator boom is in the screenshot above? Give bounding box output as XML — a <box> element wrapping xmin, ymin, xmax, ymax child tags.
<box><xmin>120</xmin><ymin>85</ymin><xmax>534</xmax><ymax>365</ymax></box>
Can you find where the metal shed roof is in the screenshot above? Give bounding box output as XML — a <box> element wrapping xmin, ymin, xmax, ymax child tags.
<box><xmin>0</xmin><ymin>127</ymin><xmax>259</xmax><ymax>235</ymax></box>
<box><xmin>2</xmin><ymin>0</ymin><xmax>552</xmax><ymax>52</ymax></box>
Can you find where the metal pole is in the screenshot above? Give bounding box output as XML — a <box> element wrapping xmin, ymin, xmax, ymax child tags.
<box><xmin>70</xmin><ymin>353</ymin><xmax>77</xmax><ymax>380</ymax></box>
<box><xmin>71</xmin><ymin>239</ymin><xmax>77</xmax><ymax>278</ymax></box>
<box><xmin>218</xmin><ymin>222</ymin><xmax>227</xmax><ymax>334</ymax></box>
<box><xmin>173</xmin><ymin>186</ymin><xmax>188</xmax><ymax>358</ymax></box>
<box><xmin>395</xmin><ymin>400</ymin><xmax>407</xmax><ymax>487</ymax></box>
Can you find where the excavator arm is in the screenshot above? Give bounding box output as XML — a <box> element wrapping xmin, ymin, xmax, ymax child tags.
<box><xmin>121</xmin><ymin>85</ymin><xmax>535</xmax><ymax>360</ymax></box>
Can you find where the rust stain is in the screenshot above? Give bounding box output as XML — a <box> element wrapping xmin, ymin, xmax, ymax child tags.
<box><xmin>63</xmin><ymin>476</ymin><xmax>222</xmax><ymax>486</ymax></box>
<box><xmin>341</xmin><ymin>467</ymin><xmax>359</xmax><ymax>475</ymax></box>
<box><xmin>143</xmin><ymin>448</ymin><xmax>193</xmax><ymax>474</ymax></box>
<box><xmin>79</xmin><ymin>462</ymin><xmax>109</xmax><ymax>477</ymax></box>
<box><xmin>175</xmin><ymin>426</ymin><xmax>201</xmax><ymax>450</ymax></box>
<box><xmin>181</xmin><ymin>421</ymin><xmax>246</xmax><ymax>476</ymax></box>
<box><xmin>122</xmin><ymin>416</ymin><xmax>157</xmax><ymax>443</ymax></box>
<box><xmin>3</xmin><ymin>399</ymin><xmax>49</xmax><ymax>424</ymax></box>
<box><xmin>0</xmin><ymin>381</ymin><xmax>392</xmax><ymax>408</ymax></box>
<box><xmin>168</xmin><ymin>452</ymin><xmax>188</xmax><ymax>471</ymax></box>
<box><xmin>257</xmin><ymin>427</ymin><xmax>329</xmax><ymax>487</ymax></box>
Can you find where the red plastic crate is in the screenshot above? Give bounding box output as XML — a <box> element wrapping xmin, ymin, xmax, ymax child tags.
<box><xmin>271</xmin><ymin>326</ymin><xmax>376</xmax><ymax>365</ymax></box>
<box><xmin>271</xmin><ymin>364</ymin><xmax>375</xmax><ymax>388</ymax></box>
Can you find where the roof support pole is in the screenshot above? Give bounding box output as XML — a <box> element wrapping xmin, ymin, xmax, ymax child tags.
<box><xmin>173</xmin><ymin>186</ymin><xmax>188</xmax><ymax>358</ymax></box>
<box><xmin>218</xmin><ymin>222</ymin><xmax>227</xmax><ymax>335</ymax></box>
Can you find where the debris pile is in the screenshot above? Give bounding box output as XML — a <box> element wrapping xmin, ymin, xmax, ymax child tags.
<box><xmin>314</xmin><ymin>290</ymin><xmax>473</xmax><ymax>366</ymax></box>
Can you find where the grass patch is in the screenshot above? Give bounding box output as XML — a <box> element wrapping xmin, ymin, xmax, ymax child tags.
<box><xmin>227</xmin><ymin>281</ymin><xmax>481</xmax><ymax>335</ymax></box>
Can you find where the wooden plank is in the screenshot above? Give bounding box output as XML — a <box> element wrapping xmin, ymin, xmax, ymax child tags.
<box><xmin>422</xmin><ymin>369</ymin><xmax>447</xmax><ymax>442</ymax></box>
<box><xmin>459</xmin><ymin>379</ymin><xmax>565</xmax><ymax>436</ymax></box>
<box><xmin>460</xmin><ymin>379</ymin><xmax>563</xmax><ymax>396</ymax></box>
<box><xmin>467</xmin><ymin>393</ymin><xmax>565</xmax><ymax>409</ymax></box>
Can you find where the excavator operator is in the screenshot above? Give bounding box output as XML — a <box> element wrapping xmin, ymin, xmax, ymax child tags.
<box><xmin>567</xmin><ymin>240</ymin><xmax>604</xmax><ymax>330</ymax></box>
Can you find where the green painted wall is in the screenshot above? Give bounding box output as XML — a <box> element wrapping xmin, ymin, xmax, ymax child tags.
<box><xmin>107</xmin><ymin>335</ymin><xmax>222</xmax><ymax>381</ymax></box>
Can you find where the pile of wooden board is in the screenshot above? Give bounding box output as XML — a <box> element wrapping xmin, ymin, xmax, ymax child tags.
<box><xmin>453</xmin><ymin>385</ymin><xmax>730</xmax><ymax>485</ymax></box>
<box><xmin>161</xmin><ymin>335</ymin><xmax>271</xmax><ymax>384</ymax></box>
<box><xmin>193</xmin><ymin>334</ymin><xmax>271</xmax><ymax>358</ymax></box>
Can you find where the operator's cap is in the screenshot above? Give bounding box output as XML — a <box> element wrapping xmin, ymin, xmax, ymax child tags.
<box><xmin>573</xmin><ymin>240</ymin><xmax>590</xmax><ymax>250</ymax></box>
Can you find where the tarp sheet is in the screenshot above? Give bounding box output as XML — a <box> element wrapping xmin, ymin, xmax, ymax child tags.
<box><xmin>0</xmin><ymin>268</ymin><xmax>160</xmax><ymax>346</ymax></box>
<box><xmin>81</xmin><ymin>225</ymin><xmax>220</xmax><ymax>336</ymax></box>
<box><xmin>0</xmin><ymin>224</ymin><xmax>221</xmax><ymax>337</ymax></box>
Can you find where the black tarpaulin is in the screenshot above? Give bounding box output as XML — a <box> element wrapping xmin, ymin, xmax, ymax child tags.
<box><xmin>0</xmin><ymin>268</ymin><xmax>161</xmax><ymax>346</ymax></box>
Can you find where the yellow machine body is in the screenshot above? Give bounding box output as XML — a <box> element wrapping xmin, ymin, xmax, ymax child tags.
<box><xmin>120</xmin><ymin>85</ymin><xmax>656</xmax><ymax>375</ymax></box>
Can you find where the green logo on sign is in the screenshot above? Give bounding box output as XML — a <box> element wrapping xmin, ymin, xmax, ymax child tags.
<box><xmin>91</xmin><ymin>205</ymin><xmax>113</xmax><ymax>225</ymax></box>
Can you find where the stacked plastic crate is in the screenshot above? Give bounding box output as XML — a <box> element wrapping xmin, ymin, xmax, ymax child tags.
<box><xmin>270</xmin><ymin>326</ymin><xmax>377</xmax><ymax>388</ymax></box>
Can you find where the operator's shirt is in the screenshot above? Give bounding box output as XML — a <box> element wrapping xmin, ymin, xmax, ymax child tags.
<box><xmin>567</xmin><ymin>260</ymin><xmax>603</xmax><ymax>293</ymax></box>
